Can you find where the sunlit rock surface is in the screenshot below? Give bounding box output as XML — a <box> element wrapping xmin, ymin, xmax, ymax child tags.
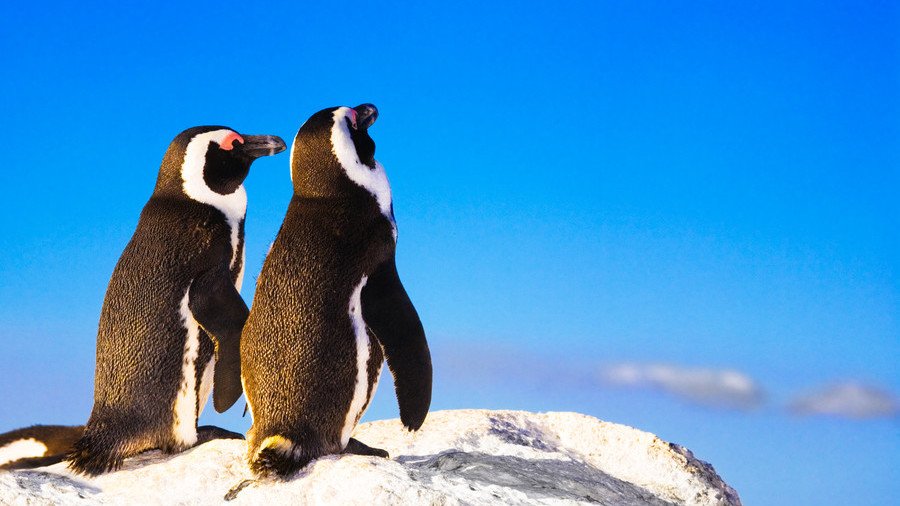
<box><xmin>0</xmin><ymin>410</ymin><xmax>740</xmax><ymax>505</ymax></box>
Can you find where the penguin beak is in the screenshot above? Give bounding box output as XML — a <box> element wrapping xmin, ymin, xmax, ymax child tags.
<box><xmin>353</xmin><ymin>104</ymin><xmax>378</xmax><ymax>131</ymax></box>
<box><xmin>240</xmin><ymin>135</ymin><xmax>287</xmax><ymax>159</ymax></box>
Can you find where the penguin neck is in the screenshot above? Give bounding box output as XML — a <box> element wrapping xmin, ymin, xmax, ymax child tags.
<box><xmin>292</xmin><ymin>180</ymin><xmax>379</xmax><ymax>212</ymax></box>
<box><xmin>329</xmin><ymin>120</ymin><xmax>394</xmax><ymax>223</ymax></box>
<box><xmin>153</xmin><ymin>169</ymin><xmax>247</xmax><ymax>216</ymax></box>
<box><xmin>152</xmin><ymin>148</ymin><xmax>247</xmax><ymax>270</ymax></box>
<box><xmin>178</xmin><ymin>139</ymin><xmax>248</xmax><ymax>225</ymax></box>
<box><xmin>290</xmin><ymin>183</ymin><xmax>398</xmax><ymax>242</ymax></box>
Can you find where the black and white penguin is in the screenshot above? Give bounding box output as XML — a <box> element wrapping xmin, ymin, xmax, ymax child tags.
<box><xmin>67</xmin><ymin>127</ymin><xmax>285</xmax><ymax>475</ymax></box>
<box><xmin>0</xmin><ymin>425</ymin><xmax>83</xmax><ymax>470</ymax></box>
<box><xmin>241</xmin><ymin>104</ymin><xmax>432</xmax><ymax>477</ymax></box>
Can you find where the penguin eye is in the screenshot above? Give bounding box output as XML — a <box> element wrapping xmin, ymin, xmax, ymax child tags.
<box><xmin>219</xmin><ymin>132</ymin><xmax>244</xmax><ymax>151</ymax></box>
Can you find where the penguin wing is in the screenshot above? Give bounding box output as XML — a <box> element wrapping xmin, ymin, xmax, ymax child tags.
<box><xmin>362</xmin><ymin>259</ymin><xmax>432</xmax><ymax>430</ymax></box>
<box><xmin>189</xmin><ymin>265</ymin><xmax>249</xmax><ymax>413</ymax></box>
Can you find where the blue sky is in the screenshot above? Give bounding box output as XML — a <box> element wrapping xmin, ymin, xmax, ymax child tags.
<box><xmin>1</xmin><ymin>1</ymin><xmax>897</xmax><ymax>504</ymax></box>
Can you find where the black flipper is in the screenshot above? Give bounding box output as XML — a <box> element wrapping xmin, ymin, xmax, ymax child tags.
<box><xmin>343</xmin><ymin>438</ymin><xmax>389</xmax><ymax>458</ymax></box>
<box><xmin>361</xmin><ymin>260</ymin><xmax>432</xmax><ymax>430</ymax></box>
<box><xmin>189</xmin><ymin>265</ymin><xmax>249</xmax><ymax>413</ymax></box>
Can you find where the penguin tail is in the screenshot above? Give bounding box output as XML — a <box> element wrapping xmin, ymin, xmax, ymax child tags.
<box><xmin>67</xmin><ymin>430</ymin><xmax>128</xmax><ymax>476</ymax></box>
<box><xmin>249</xmin><ymin>435</ymin><xmax>313</xmax><ymax>478</ymax></box>
<box><xmin>1</xmin><ymin>454</ymin><xmax>70</xmax><ymax>470</ymax></box>
<box><xmin>0</xmin><ymin>424</ymin><xmax>84</xmax><ymax>471</ymax></box>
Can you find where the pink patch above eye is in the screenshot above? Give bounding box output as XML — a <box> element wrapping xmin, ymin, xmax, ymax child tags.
<box><xmin>220</xmin><ymin>132</ymin><xmax>244</xmax><ymax>151</ymax></box>
<box><xmin>348</xmin><ymin>109</ymin><xmax>358</xmax><ymax>129</ymax></box>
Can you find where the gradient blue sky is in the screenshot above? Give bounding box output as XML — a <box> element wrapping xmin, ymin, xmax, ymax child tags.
<box><xmin>1</xmin><ymin>1</ymin><xmax>897</xmax><ymax>504</ymax></box>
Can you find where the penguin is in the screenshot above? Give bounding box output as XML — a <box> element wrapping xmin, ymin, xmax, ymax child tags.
<box><xmin>241</xmin><ymin>104</ymin><xmax>432</xmax><ymax>478</ymax></box>
<box><xmin>0</xmin><ymin>425</ymin><xmax>83</xmax><ymax>470</ymax></box>
<box><xmin>67</xmin><ymin>126</ymin><xmax>286</xmax><ymax>476</ymax></box>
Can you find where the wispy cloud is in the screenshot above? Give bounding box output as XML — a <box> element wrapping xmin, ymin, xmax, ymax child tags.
<box><xmin>788</xmin><ymin>382</ymin><xmax>900</xmax><ymax>420</ymax></box>
<box><xmin>599</xmin><ymin>363</ymin><xmax>765</xmax><ymax>410</ymax></box>
<box><xmin>438</xmin><ymin>342</ymin><xmax>899</xmax><ymax>420</ymax></box>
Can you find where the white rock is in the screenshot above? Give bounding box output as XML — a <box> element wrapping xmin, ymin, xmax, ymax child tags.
<box><xmin>0</xmin><ymin>410</ymin><xmax>740</xmax><ymax>505</ymax></box>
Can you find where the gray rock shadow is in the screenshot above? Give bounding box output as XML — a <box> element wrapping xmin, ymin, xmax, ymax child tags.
<box><xmin>397</xmin><ymin>450</ymin><xmax>677</xmax><ymax>506</ymax></box>
<box><xmin>11</xmin><ymin>469</ymin><xmax>102</xmax><ymax>498</ymax></box>
<box><xmin>484</xmin><ymin>415</ymin><xmax>561</xmax><ymax>453</ymax></box>
<box><xmin>4</xmin><ymin>442</ymin><xmax>228</xmax><ymax>498</ymax></box>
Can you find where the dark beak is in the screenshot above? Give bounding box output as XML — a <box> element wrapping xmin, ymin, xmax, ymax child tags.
<box><xmin>240</xmin><ymin>134</ymin><xmax>287</xmax><ymax>159</ymax></box>
<box><xmin>353</xmin><ymin>104</ymin><xmax>378</xmax><ymax>131</ymax></box>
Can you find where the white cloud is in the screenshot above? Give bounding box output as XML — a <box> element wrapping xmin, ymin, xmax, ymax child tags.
<box><xmin>600</xmin><ymin>363</ymin><xmax>764</xmax><ymax>410</ymax></box>
<box><xmin>789</xmin><ymin>382</ymin><xmax>900</xmax><ymax>419</ymax></box>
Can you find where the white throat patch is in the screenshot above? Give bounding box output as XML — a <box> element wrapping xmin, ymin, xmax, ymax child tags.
<box><xmin>330</xmin><ymin>108</ymin><xmax>397</xmax><ymax>240</ymax></box>
<box><xmin>180</xmin><ymin>129</ymin><xmax>248</xmax><ymax>268</ymax></box>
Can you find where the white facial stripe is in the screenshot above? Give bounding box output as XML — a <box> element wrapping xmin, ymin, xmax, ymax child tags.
<box><xmin>173</xmin><ymin>285</ymin><xmax>200</xmax><ymax>447</ymax></box>
<box><xmin>0</xmin><ymin>438</ymin><xmax>47</xmax><ymax>465</ymax></box>
<box><xmin>341</xmin><ymin>275</ymin><xmax>372</xmax><ymax>448</ymax></box>
<box><xmin>330</xmin><ymin>108</ymin><xmax>397</xmax><ymax>240</ymax></box>
<box><xmin>180</xmin><ymin>129</ymin><xmax>248</xmax><ymax>269</ymax></box>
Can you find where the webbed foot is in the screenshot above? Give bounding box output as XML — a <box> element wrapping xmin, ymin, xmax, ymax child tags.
<box><xmin>343</xmin><ymin>437</ymin><xmax>389</xmax><ymax>458</ymax></box>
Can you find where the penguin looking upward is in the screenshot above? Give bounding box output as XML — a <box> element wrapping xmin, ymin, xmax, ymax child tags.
<box><xmin>67</xmin><ymin>127</ymin><xmax>286</xmax><ymax>476</ymax></box>
<box><xmin>242</xmin><ymin>105</ymin><xmax>432</xmax><ymax>478</ymax></box>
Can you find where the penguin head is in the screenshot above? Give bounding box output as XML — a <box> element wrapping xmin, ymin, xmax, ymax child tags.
<box><xmin>154</xmin><ymin>126</ymin><xmax>286</xmax><ymax>208</ymax></box>
<box><xmin>290</xmin><ymin>104</ymin><xmax>383</xmax><ymax>198</ymax></box>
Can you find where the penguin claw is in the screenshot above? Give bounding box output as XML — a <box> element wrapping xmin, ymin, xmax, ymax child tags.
<box><xmin>343</xmin><ymin>438</ymin><xmax>389</xmax><ymax>458</ymax></box>
<box><xmin>196</xmin><ymin>425</ymin><xmax>244</xmax><ymax>445</ymax></box>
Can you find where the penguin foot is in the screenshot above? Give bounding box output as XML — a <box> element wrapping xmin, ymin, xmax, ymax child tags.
<box><xmin>196</xmin><ymin>425</ymin><xmax>244</xmax><ymax>445</ymax></box>
<box><xmin>343</xmin><ymin>438</ymin><xmax>389</xmax><ymax>458</ymax></box>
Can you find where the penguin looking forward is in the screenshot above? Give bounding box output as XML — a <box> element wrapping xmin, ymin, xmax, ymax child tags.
<box><xmin>68</xmin><ymin>127</ymin><xmax>286</xmax><ymax>475</ymax></box>
<box><xmin>241</xmin><ymin>105</ymin><xmax>432</xmax><ymax>477</ymax></box>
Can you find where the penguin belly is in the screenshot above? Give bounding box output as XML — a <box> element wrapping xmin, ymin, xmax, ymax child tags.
<box><xmin>340</xmin><ymin>275</ymin><xmax>379</xmax><ymax>447</ymax></box>
<box><xmin>172</xmin><ymin>286</ymin><xmax>203</xmax><ymax>447</ymax></box>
